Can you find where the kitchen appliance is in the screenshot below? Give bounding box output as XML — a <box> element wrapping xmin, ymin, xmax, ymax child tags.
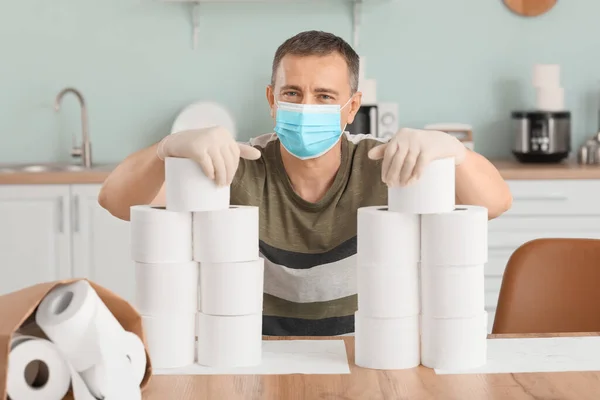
<box><xmin>577</xmin><ymin>133</ymin><xmax>600</xmax><ymax>165</ymax></box>
<box><xmin>511</xmin><ymin>110</ymin><xmax>571</xmax><ymax>163</ymax></box>
<box><xmin>347</xmin><ymin>103</ymin><xmax>399</xmax><ymax>139</ymax></box>
<box><xmin>424</xmin><ymin>123</ymin><xmax>474</xmax><ymax>150</ymax></box>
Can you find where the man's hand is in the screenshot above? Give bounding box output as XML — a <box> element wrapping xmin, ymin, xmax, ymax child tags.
<box><xmin>368</xmin><ymin>128</ymin><xmax>466</xmax><ymax>187</ymax></box>
<box><xmin>158</xmin><ymin>126</ymin><xmax>261</xmax><ymax>186</ymax></box>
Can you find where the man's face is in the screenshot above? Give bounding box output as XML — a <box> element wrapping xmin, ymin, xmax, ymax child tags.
<box><xmin>267</xmin><ymin>53</ymin><xmax>362</xmax><ymax>129</ymax></box>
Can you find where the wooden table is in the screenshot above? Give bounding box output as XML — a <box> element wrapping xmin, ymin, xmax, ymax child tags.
<box><xmin>143</xmin><ymin>333</ymin><xmax>600</xmax><ymax>400</ymax></box>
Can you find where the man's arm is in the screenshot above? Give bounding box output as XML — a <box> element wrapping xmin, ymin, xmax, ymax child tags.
<box><xmin>455</xmin><ymin>150</ymin><xmax>512</xmax><ymax>219</ymax></box>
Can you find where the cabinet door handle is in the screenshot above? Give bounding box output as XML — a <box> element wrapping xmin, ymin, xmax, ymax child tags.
<box><xmin>72</xmin><ymin>195</ymin><xmax>80</xmax><ymax>233</ymax></box>
<box><xmin>512</xmin><ymin>195</ymin><xmax>568</xmax><ymax>202</ymax></box>
<box><xmin>57</xmin><ymin>197</ymin><xmax>64</xmax><ymax>233</ymax></box>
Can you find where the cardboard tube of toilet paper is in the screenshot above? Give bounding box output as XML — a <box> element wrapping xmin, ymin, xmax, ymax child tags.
<box><xmin>421</xmin><ymin>264</ymin><xmax>485</xmax><ymax>318</ymax></box>
<box><xmin>165</xmin><ymin>157</ymin><xmax>231</xmax><ymax>212</ymax></box>
<box><xmin>193</xmin><ymin>206</ymin><xmax>259</xmax><ymax>263</ymax></box>
<box><xmin>536</xmin><ymin>87</ymin><xmax>565</xmax><ymax>111</ymax></box>
<box><xmin>421</xmin><ymin>312</ymin><xmax>488</xmax><ymax>370</ymax></box>
<box><xmin>357</xmin><ymin>263</ymin><xmax>420</xmax><ymax>318</ymax></box>
<box><xmin>388</xmin><ymin>157</ymin><xmax>455</xmax><ymax>214</ymax></box>
<box><xmin>533</xmin><ymin>64</ymin><xmax>560</xmax><ymax>88</ymax></box>
<box><xmin>197</xmin><ymin>313</ymin><xmax>262</xmax><ymax>368</ymax></box>
<box><xmin>130</xmin><ymin>205</ymin><xmax>192</xmax><ymax>263</ymax></box>
<box><xmin>421</xmin><ymin>205</ymin><xmax>488</xmax><ymax>266</ymax></box>
<box><xmin>142</xmin><ymin>314</ymin><xmax>196</xmax><ymax>369</ymax></box>
<box><xmin>357</xmin><ymin>206</ymin><xmax>420</xmax><ymax>266</ymax></box>
<box><xmin>354</xmin><ymin>312</ymin><xmax>420</xmax><ymax>370</ymax></box>
<box><xmin>135</xmin><ymin>261</ymin><xmax>198</xmax><ymax>315</ymax></box>
<box><xmin>200</xmin><ymin>259</ymin><xmax>264</xmax><ymax>316</ymax></box>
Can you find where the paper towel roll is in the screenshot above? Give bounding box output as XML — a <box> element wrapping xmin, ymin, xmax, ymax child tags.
<box><xmin>533</xmin><ymin>64</ymin><xmax>560</xmax><ymax>88</ymax></box>
<box><xmin>200</xmin><ymin>259</ymin><xmax>264</xmax><ymax>316</ymax></box>
<box><xmin>7</xmin><ymin>337</ymin><xmax>71</xmax><ymax>400</ymax></box>
<box><xmin>131</xmin><ymin>205</ymin><xmax>192</xmax><ymax>263</ymax></box>
<box><xmin>135</xmin><ymin>261</ymin><xmax>199</xmax><ymax>315</ymax></box>
<box><xmin>357</xmin><ymin>206</ymin><xmax>420</xmax><ymax>266</ymax></box>
<box><xmin>165</xmin><ymin>157</ymin><xmax>231</xmax><ymax>212</ymax></box>
<box><xmin>421</xmin><ymin>205</ymin><xmax>488</xmax><ymax>266</ymax></box>
<box><xmin>36</xmin><ymin>280</ymin><xmax>126</xmax><ymax>371</ymax></box>
<box><xmin>359</xmin><ymin>79</ymin><xmax>377</xmax><ymax>105</ymax></box>
<box><xmin>421</xmin><ymin>263</ymin><xmax>484</xmax><ymax>318</ymax></box>
<box><xmin>354</xmin><ymin>312</ymin><xmax>420</xmax><ymax>370</ymax></box>
<box><xmin>142</xmin><ymin>314</ymin><xmax>196</xmax><ymax>368</ymax></box>
<box><xmin>357</xmin><ymin>263</ymin><xmax>420</xmax><ymax>318</ymax></box>
<box><xmin>536</xmin><ymin>87</ymin><xmax>565</xmax><ymax>111</ymax></box>
<box><xmin>387</xmin><ymin>157</ymin><xmax>455</xmax><ymax>214</ymax></box>
<box><xmin>421</xmin><ymin>312</ymin><xmax>488</xmax><ymax>370</ymax></box>
<box><xmin>196</xmin><ymin>313</ymin><xmax>262</xmax><ymax>367</ymax></box>
<box><xmin>193</xmin><ymin>206</ymin><xmax>259</xmax><ymax>263</ymax></box>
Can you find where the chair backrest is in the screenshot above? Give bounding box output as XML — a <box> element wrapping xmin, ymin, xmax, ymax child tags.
<box><xmin>492</xmin><ymin>238</ymin><xmax>600</xmax><ymax>334</ymax></box>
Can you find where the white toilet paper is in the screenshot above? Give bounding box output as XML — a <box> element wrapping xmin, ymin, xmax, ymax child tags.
<box><xmin>536</xmin><ymin>87</ymin><xmax>565</xmax><ymax>111</ymax></box>
<box><xmin>135</xmin><ymin>261</ymin><xmax>199</xmax><ymax>315</ymax></box>
<box><xmin>193</xmin><ymin>206</ymin><xmax>259</xmax><ymax>263</ymax></box>
<box><xmin>165</xmin><ymin>157</ymin><xmax>230</xmax><ymax>212</ymax></box>
<box><xmin>196</xmin><ymin>313</ymin><xmax>262</xmax><ymax>367</ymax></box>
<box><xmin>421</xmin><ymin>205</ymin><xmax>488</xmax><ymax>266</ymax></box>
<box><xmin>421</xmin><ymin>263</ymin><xmax>485</xmax><ymax>318</ymax></box>
<box><xmin>200</xmin><ymin>259</ymin><xmax>264</xmax><ymax>316</ymax></box>
<box><xmin>354</xmin><ymin>312</ymin><xmax>420</xmax><ymax>370</ymax></box>
<box><xmin>35</xmin><ymin>280</ymin><xmax>126</xmax><ymax>372</ymax></box>
<box><xmin>142</xmin><ymin>314</ymin><xmax>196</xmax><ymax>369</ymax></box>
<box><xmin>357</xmin><ymin>263</ymin><xmax>420</xmax><ymax>318</ymax></box>
<box><xmin>130</xmin><ymin>205</ymin><xmax>192</xmax><ymax>263</ymax></box>
<box><xmin>533</xmin><ymin>64</ymin><xmax>560</xmax><ymax>88</ymax></box>
<box><xmin>387</xmin><ymin>157</ymin><xmax>455</xmax><ymax>214</ymax></box>
<box><xmin>421</xmin><ymin>312</ymin><xmax>488</xmax><ymax>370</ymax></box>
<box><xmin>357</xmin><ymin>206</ymin><xmax>420</xmax><ymax>266</ymax></box>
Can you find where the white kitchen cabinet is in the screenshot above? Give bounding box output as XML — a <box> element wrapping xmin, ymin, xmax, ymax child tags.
<box><xmin>0</xmin><ymin>184</ymin><xmax>133</xmax><ymax>302</ymax></box>
<box><xmin>0</xmin><ymin>185</ymin><xmax>72</xmax><ymax>295</ymax></box>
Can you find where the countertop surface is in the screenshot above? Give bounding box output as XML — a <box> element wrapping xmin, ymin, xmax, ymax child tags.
<box><xmin>1</xmin><ymin>159</ymin><xmax>600</xmax><ymax>185</ymax></box>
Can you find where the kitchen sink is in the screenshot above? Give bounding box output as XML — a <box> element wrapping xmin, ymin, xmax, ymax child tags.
<box><xmin>0</xmin><ymin>163</ymin><xmax>115</xmax><ymax>173</ymax></box>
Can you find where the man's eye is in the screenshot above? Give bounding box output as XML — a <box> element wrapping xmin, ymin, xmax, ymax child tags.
<box><xmin>320</xmin><ymin>95</ymin><xmax>333</xmax><ymax>100</ymax></box>
<box><xmin>284</xmin><ymin>91</ymin><xmax>298</xmax><ymax>97</ymax></box>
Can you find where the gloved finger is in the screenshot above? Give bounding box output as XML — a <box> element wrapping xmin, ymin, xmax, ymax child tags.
<box><xmin>385</xmin><ymin>144</ymin><xmax>409</xmax><ymax>187</ymax></box>
<box><xmin>239</xmin><ymin>144</ymin><xmax>262</xmax><ymax>160</ymax></box>
<box><xmin>380</xmin><ymin>142</ymin><xmax>397</xmax><ymax>183</ymax></box>
<box><xmin>208</xmin><ymin>148</ymin><xmax>227</xmax><ymax>186</ymax></box>
<box><xmin>221</xmin><ymin>145</ymin><xmax>237</xmax><ymax>185</ymax></box>
<box><xmin>193</xmin><ymin>152</ymin><xmax>215</xmax><ymax>181</ymax></box>
<box><xmin>398</xmin><ymin>141</ymin><xmax>420</xmax><ymax>185</ymax></box>
<box><xmin>411</xmin><ymin>151</ymin><xmax>430</xmax><ymax>183</ymax></box>
<box><xmin>368</xmin><ymin>143</ymin><xmax>387</xmax><ymax>160</ymax></box>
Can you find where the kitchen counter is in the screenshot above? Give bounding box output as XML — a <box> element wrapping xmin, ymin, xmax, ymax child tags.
<box><xmin>1</xmin><ymin>160</ymin><xmax>600</xmax><ymax>184</ymax></box>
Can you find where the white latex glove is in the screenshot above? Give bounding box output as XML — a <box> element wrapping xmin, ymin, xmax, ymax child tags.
<box><xmin>368</xmin><ymin>128</ymin><xmax>467</xmax><ymax>187</ymax></box>
<box><xmin>157</xmin><ymin>126</ymin><xmax>261</xmax><ymax>186</ymax></box>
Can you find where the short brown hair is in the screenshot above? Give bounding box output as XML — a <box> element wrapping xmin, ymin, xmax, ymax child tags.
<box><xmin>271</xmin><ymin>30</ymin><xmax>360</xmax><ymax>94</ymax></box>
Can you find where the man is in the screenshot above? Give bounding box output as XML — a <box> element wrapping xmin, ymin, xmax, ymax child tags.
<box><xmin>99</xmin><ymin>30</ymin><xmax>512</xmax><ymax>336</ymax></box>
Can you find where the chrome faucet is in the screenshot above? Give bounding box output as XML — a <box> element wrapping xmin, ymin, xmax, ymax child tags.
<box><xmin>54</xmin><ymin>87</ymin><xmax>92</xmax><ymax>168</ymax></box>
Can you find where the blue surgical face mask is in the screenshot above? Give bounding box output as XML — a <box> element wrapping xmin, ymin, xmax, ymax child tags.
<box><xmin>273</xmin><ymin>98</ymin><xmax>352</xmax><ymax>160</ymax></box>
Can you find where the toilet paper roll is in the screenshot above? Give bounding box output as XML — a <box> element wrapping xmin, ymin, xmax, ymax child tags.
<box><xmin>533</xmin><ymin>64</ymin><xmax>560</xmax><ymax>88</ymax></box>
<box><xmin>536</xmin><ymin>87</ymin><xmax>565</xmax><ymax>111</ymax></box>
<box><xmin>193</xmin><ymin>206</ymin><xmax>259</xmax><ymax>263</ymax></box>
<box><xmin>35</xmin><ymin>280</ymin><xmax>126</xmax><ymax>372</ymax></box>
<box><xmin>197</xmin><ymin>313</ymin><xmax>262</xmax><ymax>367</ymax></box>
<box><xmin>354</xmin><ymin>312</ymin><xmax>420</xmax><ymax>370</ymax></box>
<box><xmin>135</xmin><ymin>261</ymin><xmax>199</xmax><ymax>315</ymax></box>
<box><xmin>357</xmin><ymin>206</ymin><xmax>420</xmax><ymax>266</ymax></box>
<box><xmin>142</xmin><ymin>314</ymin><xmax>196</xmax><ymax>368</ymax></box>
<box><xmin>357</xmin><ymin>263</ymin><xmax>420</xmax><ymax>318</ymax></box>
<box><xmin>165</xmin><ymin>157</ymin><xmax>230</xmax><ymax>212</ymax></box>
<box><xmin>421</xmin><ymin>264</ymin><xmax>485</xmax><ymax>318</ymax></box>
<box><xmin>131</xmin><ymin>205</ymin><xmax>192</xmax><ymax>263</ymax></box>
<box><xmin>421</xmin><ymin>205</ymin><xmax>488</xmax><ymax>266</ymax></box>
<box><xmin>387</xmin><ymin>157</ymin><xmax>455</xmax><ymax>214</ymax></box>
<box><xmin>200</xmin><ymin>259</ymin><xmax>264</xmax><ymax>315</ymax></box>
<box><xmin>359</xmin><ymin>79</ymin><xmax>377</xmax><ymax>105</ymax></box>
<box><xmin>421</xmin><ymin>312</ymin><xmax>488</xmax><ymax>370</ymax></box>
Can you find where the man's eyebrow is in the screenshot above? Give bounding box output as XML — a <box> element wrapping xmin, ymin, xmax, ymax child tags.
<box><xmin>314</xmin><ymin>87</ymin><xmax>339</xmax><ymax>96</ymax></box>
<box><xmin>280</xmin><ymin>85</ymin><xmax>303</xmax><ymax>92</ymax></box>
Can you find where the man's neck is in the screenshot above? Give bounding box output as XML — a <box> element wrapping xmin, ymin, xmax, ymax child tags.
<box><xmin>280</xmin><ymin>142</ymin><xmax>342</xmax><ymax>203</ymax></box>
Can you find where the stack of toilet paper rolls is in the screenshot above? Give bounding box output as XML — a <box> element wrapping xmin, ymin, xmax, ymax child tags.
<box><xmin>355</xmin><ymin>157</ymin><xmax>488</xmax><ymax>371</ymax></box>
<box><xmin>533</xmin><ymin>64</ymin><xmax>564</xmax><ymax>111</ymax></box>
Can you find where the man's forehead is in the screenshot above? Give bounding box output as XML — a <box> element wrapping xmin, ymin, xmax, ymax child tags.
<box><xmin>275</xmin><ymin>53</ymin><xmax>349</xmax><ymax>89</ymax></box>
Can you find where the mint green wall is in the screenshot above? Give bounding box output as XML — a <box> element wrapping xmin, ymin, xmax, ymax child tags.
<box><xmin>0</xmin><ymin>0</ymin><xmax>597</xmax><ymax>164</ymax></box>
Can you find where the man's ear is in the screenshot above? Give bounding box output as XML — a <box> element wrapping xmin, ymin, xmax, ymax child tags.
<box><xmin>266</xmin><ymin>85</ymin><xmax>275</xmax><ymax>118</ymax></box>
<box><xmin>346</xmin><ymin>92</ymin><xmax>362</xmax><ymax>125</ymax></box>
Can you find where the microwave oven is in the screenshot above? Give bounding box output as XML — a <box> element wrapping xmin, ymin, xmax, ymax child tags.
<box><xmin>346</xmin><ymin>103</ymin><xmax>399</xmax><ymax>139</ymax></box>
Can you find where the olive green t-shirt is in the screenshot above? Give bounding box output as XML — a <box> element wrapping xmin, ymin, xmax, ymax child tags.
<box><xmin>231</xmin><ymin>132</ymin><xmax>387</xmax><ymax>336</ymax></box>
